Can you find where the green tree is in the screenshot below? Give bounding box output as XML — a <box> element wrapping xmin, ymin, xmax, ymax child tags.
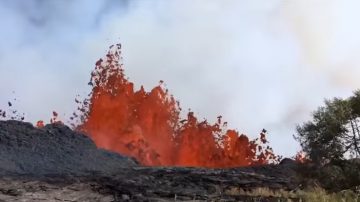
<box><xmin>295</xmin><ymin>91</ymin><xmax>360</xmax><ymax>164</ymax></box>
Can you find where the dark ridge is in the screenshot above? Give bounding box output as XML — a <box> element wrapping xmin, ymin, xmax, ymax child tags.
<box><xmin>0</xmin><ymin>120</ymin><xmax>137</xmax><ymax>176</ymax></box>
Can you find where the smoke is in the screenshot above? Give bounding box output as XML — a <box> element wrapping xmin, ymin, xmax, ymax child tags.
<box><xmin>0</xmin><ymin>0</ymin><xmax>130</xmax><ymax>122</ymax></box>
<box><xmin>283</xmin><ymin>0</ymin><xmax>360</xmax><ymax>88</ymax></box>
<box><xmin>0</xmin><ymin>0</ymin><xmax>359</xmax><ymax>157</ymax></box>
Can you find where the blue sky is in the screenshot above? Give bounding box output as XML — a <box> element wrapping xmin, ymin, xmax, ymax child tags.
<box><xmin>1</xmin><ymin>0</ymin><xmax>360</xmax><ymax>157</ymax></box>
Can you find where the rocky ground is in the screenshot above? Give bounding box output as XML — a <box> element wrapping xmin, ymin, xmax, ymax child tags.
<box><xmin>0</xmin><ymin>120</ymin><xmax>136</xmax><ymax>176</ymax></box>
<box><xmin>0</xmin><ymin>120</ymin><xmax>302</xmax><ymax>201</ymax></box>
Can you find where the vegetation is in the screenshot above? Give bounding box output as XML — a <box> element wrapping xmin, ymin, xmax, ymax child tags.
<box><xmin>295</xmin><ymin>90</ymin><xmax>360</xmax><ymax>164</ymax></box>
<box><xmin>294</xmin><ymin>91</ymin><xmax>360</xmax><ymax>195</ymax></box>
<box><xmin>225</xmin><ymin>187</ymin><xmax>359</xmax><ymax>201</ymax></box>
<box><xmin>299</xmin><ymin>188</ymin><xmax>359</xmax><ymax>202</ymax></box>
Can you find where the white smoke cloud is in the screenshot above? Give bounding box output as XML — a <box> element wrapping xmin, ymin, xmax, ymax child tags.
<box><xmin>0</xmin><ymin>0</ymin><xmax>359</xmax><ymax>157</ymax></box>
<box><xmin>283</xmin><ymin>0</ymin><xmax>360</xmax><ymax>88</ymax></box>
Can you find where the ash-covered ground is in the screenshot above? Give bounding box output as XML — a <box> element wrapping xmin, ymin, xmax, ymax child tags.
<box><xmin>0</xmin><ymin>120</ymin><xmax>301</xmax><ymax>201</ymax></box>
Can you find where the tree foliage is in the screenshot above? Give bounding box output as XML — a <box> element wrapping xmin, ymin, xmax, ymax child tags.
<box><xmin>295</xmin><ymin>90</ymin><xmax>360</xmax><ymax>164</ymax></box>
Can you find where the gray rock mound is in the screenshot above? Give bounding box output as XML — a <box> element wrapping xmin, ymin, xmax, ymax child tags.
<box><xmin>0</xmin><ymin>120</ymin><xmax>137</xmax><ymax>176</ymax></box>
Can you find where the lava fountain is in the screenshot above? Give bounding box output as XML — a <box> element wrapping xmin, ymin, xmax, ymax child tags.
<box><xmin>76</xmin><ymin>44</ymin><xmax>278</xmax><ymax>168</ymax></box>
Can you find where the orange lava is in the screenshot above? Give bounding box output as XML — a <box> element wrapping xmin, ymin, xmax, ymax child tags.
<box><xmin>77</xmin><ymin>44</ymin><xmax>278</xmax><ymax>168</ymax></box>
<box><xmin>36</xmin><ymin>120</ymin><xmax>45</xmax><ymax>128</ymax></box>
<box><xmin>295</xmin><ymin>151</ymin><xmax>308</xmax><ymax>164</ymax></box>
<box><xmin>36</xmin><ymin>111</ymin><xmax>62</xmax><ymax>128</ymax></box>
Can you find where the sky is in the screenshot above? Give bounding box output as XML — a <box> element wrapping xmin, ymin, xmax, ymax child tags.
<box><xmin>1</xmin><ymin>0</ymin><xmax>360</xmax><ymax>157</ymax></box>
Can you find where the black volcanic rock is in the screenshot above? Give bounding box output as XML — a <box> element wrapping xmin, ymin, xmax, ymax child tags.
<box><xmin>0</xmin><ymin>120</ymin><xmax>137</xmax><ymax>176</ymax></box>
<box><xmin>0</xmin><ymin>120</ymin><xmax>306</xmax><ymax>201</ymax></box>
<box><xmin>280</xmin><ymin>158</ymin><xmax>296</xmax><ymax>166</ymax></box>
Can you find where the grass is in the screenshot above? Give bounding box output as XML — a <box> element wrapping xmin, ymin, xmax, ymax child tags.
<box><xmin>299</xmin><ymin>188</ymin><xmax>359</xmax><ymax>202</ymax></box>
<box><xmin>225</xmin><ymin>187</ymin><xmax>360</xmax><ymax>202</ymax></box>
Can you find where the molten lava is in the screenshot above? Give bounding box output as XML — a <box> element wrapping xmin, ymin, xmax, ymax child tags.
<box><xmin>76</xmin><ymin>44</ymin><xmax>278</xmax><ymax>168</ymax></box>
<box><xmin>295</xmin><ymin>151</ymin><xmax>309</xmax><ymax>164</ymax></box>
<box><xmin>36</xmin><ymin>120</ymin><xmax>45</xmax><ymax>128</ymax></box>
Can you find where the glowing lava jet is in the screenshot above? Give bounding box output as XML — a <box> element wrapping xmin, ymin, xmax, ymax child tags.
<box><xmin>76</xmin><ymin>44</ymin><xmax>278</xmax><ymax>168</ymax></box>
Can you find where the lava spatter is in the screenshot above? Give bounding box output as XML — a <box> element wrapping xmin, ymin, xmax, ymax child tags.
<box><xmin>77</xmin><ymin>44</ymin><xmax>278</xmax><ymax>168</ymax></box>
